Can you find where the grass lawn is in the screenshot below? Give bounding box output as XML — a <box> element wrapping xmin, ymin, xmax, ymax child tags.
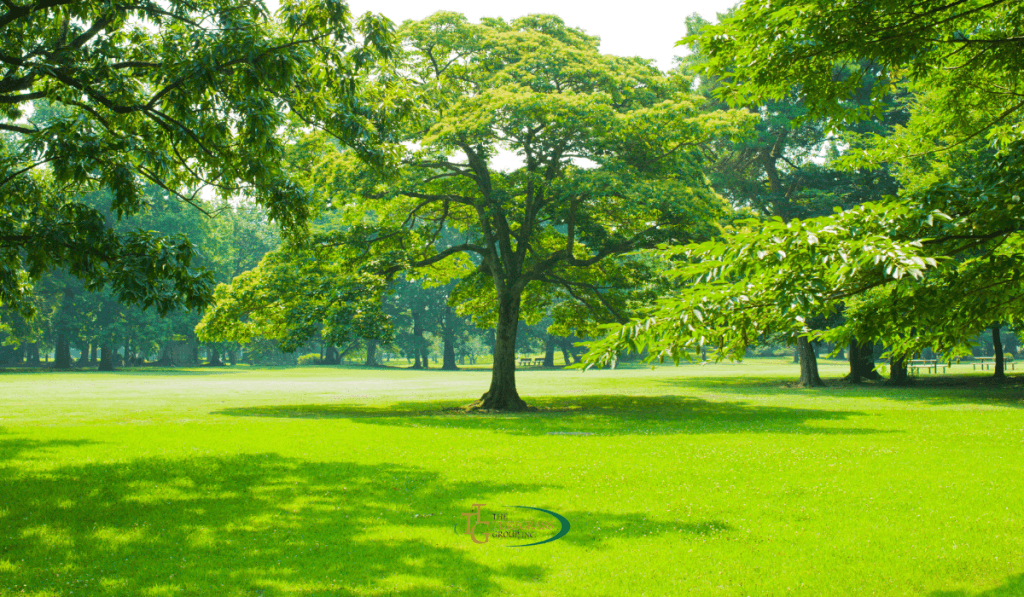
<box><xmin>1</xmin><ymin>358</ymin><xmax>1023</xmax><ymax>596</ymax></box>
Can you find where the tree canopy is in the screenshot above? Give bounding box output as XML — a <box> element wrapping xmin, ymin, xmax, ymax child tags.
<box><xmin>230</xmin><ymin>12</ymin><xmax>747</xmax><ymax>409</ymax></box>
<box><xmin>0</xmin><ymin>0</ymin><xmax>395</xmax><ymax>315</ymax></box>
<box><xmin>584</xmin><ymin>1</ymin><xmax>1024</xmax><ymax>379</ymax></box>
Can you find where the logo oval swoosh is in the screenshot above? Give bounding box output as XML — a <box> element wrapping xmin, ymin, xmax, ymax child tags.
<box><xmin>507</xmin><ymin>506</ymin><xmax>570</xmax><ymax>547</ymax></box>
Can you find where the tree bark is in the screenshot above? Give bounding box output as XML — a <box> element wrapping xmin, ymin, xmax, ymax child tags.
<box><xmin>207</xmin><ymin>347</ymin><xmax>225</xmax><ymax>366</ymax></box>
<box><xmin>77</xmin><ymin>341</ymin><xmax>90</xmax><ymax>366</ymax></box>
<box><xmin>89</xmin><ymin>342</ymin><xmax>96</xmax><ymax>364</ymax></box>
<box><xmin>468</xmin><ymin>290</ymin><xmax>529</xmax><ymax>411</ymax></box>
<box><xmin>992</xmin><ymin>323</ymin><xmax>1005</xmax><ymax>380</ymax></box>
<box><xmin>441</xmin><ymin>307</ymin><xmax>458</xmax><ymax>370</ymax></box>
<box><xmin>797</xmin><ymin>336</ymin><xmax>823</xmax><ymax>387</ymax></box>
<box><xmin>846</xmin><ymin>338</ymin><xmax>881</xmax><ymax>382</ymax></box>
<box><xmin>98</xmin><ymin>342</ymin><xmax>115</xmax><ymax>371</ymax></box>
<box><xmin>26</xmin><ymin>342</ymin><xmax>40</xmax><ymax>365</ymax></box>
<box><xmin>365</xmin><ymin>339</ymin><xmax>379</xmax><ymax>367</ymax></box>
<box><xmin>543</xmin><ymin>335</ymin><xmax>556</xmax><ymax>368</ymax></box>
<box><xmin>53</xmin><ymin>332</ymin><xmax>72</xmax><ymax>369</ymax></box>
<box><xmin>326</xmin><ymin>345</ymin><xmax>339</xmax><ymax>365</ymax></box>
<box><xmin>560</xmin><ymin>337</ymin><xmax>581</xmax><ymax>364</ymax></box>
<box><xmin>411</xmin><ymin>311</ymin><xmax>426</xmax><ymax>369</ymax></box>
<box><xmin>888</xmin><ymin>355</ymin><xmax>910</xmax><ymax>386</ymax></box>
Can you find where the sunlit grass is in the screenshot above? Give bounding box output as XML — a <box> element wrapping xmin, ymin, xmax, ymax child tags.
<box><xmin>1</xmin><ymin>359</ymin><xmax>1023</xmax><ymax>596</ymax></box>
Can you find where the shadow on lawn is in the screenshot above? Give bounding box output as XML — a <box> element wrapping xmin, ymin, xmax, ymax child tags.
<box><xmin>212</xmin><ymin>395</ymin><xmax>891</xmax><ymax>436</ymax></box>
<box><xmin>931</xmin><ymin>573</ymin><xmax>1024</xmax><ymax>596</ymax></box>
<box><xmin>0</xmin><ymin>438</ymin><xmax>557</xmax><ymax>596</ymax></box>
<box><xmin>651</xmin><ymin>374</ymin><xmax>1024</xmax><ymax>408</ymax></box>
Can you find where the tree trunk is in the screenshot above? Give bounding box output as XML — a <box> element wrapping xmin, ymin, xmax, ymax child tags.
<box><xmin>53</xmin><ymin>332</ymin><xmax>72</xmax><ymax>369</ymax></box>
<box><xmin>326</xmin><ymin>345</ymin><xmax>339</xmax><ymax>365</ymax></box>
<box><xmin>26</xmin><ymin>343</ymin><xmax>40</xmax><ymax>365</ymax></box>
<box><xmin>468</xmin><ymin>290</ymin><xmax>529</xmax><ymax>411</ymax></box>
<box><xmin>543</xmin><ymin>335</ymin><xmax>556</xmax><ymax>368</ymax></box>
<box><xmin>797</xmin><ymin>336</ymin><xmax>823</xmax><ymax>387</ymax></box>
<box><xmin>560</xmin><ymin>337</ymin><xmax>581</xmax><ymax>364</ymax></box>
<box><xmin>229</xmin><ymin>349</ymin><xmax>237</xmax><ymax>366</ymax></box>
<box><xmin>992</xmin><ymin>324</ymin><xmax>1005</xmax><ymax>380</ymax></box>
<box><xmin>559</xmin><ymin>340</ymin><xmax>572</xmax><ymax>366</ymax></box>
<box><xmin>411</xmin><ymin>311</ymin><xmax>426</xmax><ymax>369</ymax></box>
<box><xmin>441</xmin><ymin>309</ymin><xmax>458</xmax><ymax>370</ymax></box>
<box><xmin>77</xmin><ymin>341</ymin><xmax>90</xmax><ymax>366</ymax></box>
<box><xmin>846</xmin><ymin>338</ymin><xmax>882</xmax><ymax>382</ymax></box>
<box><xmin>365</xmin><ymin>340</ymin><xmax>379</xmax><ymax>367</ymax></box>
<box><xmin>793</xmin><ymin>345</ymin><xmax>800</xmax><ymax>364</ymax></box>
<box><xmin>89</xmin><ymin>342</ymin><xmax>96</xmax><ymax>364</ymax></box>
<box><xmin>888</xmin><ymin>355</ymin><xmax>910</xmax><ymax>386</ymax></box>
<box><xmin>98</xmin><ymin>342</ymin><xmax>115</xmax><ymax>371</ymax></box>
<box><xmin>207</xmin><ymin>347</ymin><xmax>225</xmax><ymax>366</ymax></box>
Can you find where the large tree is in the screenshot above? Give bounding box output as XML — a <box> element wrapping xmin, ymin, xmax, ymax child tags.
<box><xmin>584</xmin><ymin>0</ymin><xmax>1024</xmax><ymax>376</ymax></box>
<box><xmin>0</xmin><ymin>0</ymin><xmax>394</xmax><ymax>316</ymax></box>
<box><xmin>309</xmin><ymin>12</ymin><xmax>744</xmax><ymax>410</ymax></box>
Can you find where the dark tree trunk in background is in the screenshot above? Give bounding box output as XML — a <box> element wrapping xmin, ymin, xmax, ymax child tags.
<box><xmin>847</xmin><ymin>338</ymin><xmax>882</xmax><ymax>382</ymax></box>
<box><xmin>888</xmin><ymin>356</ymin><xmax>910</xmax><ymax>386</ymax></box>
<box><xmin>54</xmin><ymin>332</ymin><xmax>72</xmax><ymax>369</ymax></box>
<box><xmin>992</xmin><ymin>324</ymin><xmax>1005</xmax><ymax>379</ymax></box>
<box><xmin>191</xmin><ymin>344</ymin><xmax>199</xmax><ymax>365</ymax></box>
<box><xmin>797</xmin><ymin>336</ymin><xmax>823</xmax><ymax>387</ymax></box>
<box><xmin>26</xmin><ymin>343</ymin><xmax>40</xmax><ymax>365</ymax></box>
<box><xmin>559</xmin><ymin>341</ymin><xmax>572</xmax><ymax>366</ymax></box>
<box><xmin>228</xmin><ymin>349</ymin><xmax>237</xmax><ymax>366</ymax></box>
<box><xmin>207</xmin><ymin>347</ymin><xmax>225</xmax><ymax>366</ymax></box>
<box><xmin>560</xmin><ymin>338</ymin><xmax>581</xmax><ymax>364</ymax></box>
<box><xmin>365</xmin><ymin>340</ymin><xmax>379</xmax><ymax>367</ymax></box>
<box><xmin>543</xmin><ymin>335</ymin><xmax>556</xmax><ymax>367</ymax></box>
<box><xmin>326</xmin><ymin>346</ymin><xmax>339</xmax><ymax>365</ymax></box>
<box><xmin>89</xmin><ymin>342</ymin><xmax>96</xmax><ymax>364</ymax></box>
<box><xmin>469</xmin><ymin>290</ymin><xmax>529</xmax><ymax>411</ymax></box>
<box><xmin>77</xmin><ymin>342</ymin><xmax>89</xmax><ymax>366</ymax></box>
<box><xmin>441</xmin><ymin>307</ymin><xmax>458</xmax><ymax>370</ymax></box>
<box><xmin>411</xmin><ymin>311</ymin><xmax>426</xmax><ymax>369</ymax></box>
<box><xmin>98</xmin><ymin>342</ymin><xmax>115</xmax><ymax>371</ymax></box>
<box><xmin>793</xmin><ymin>346</ymin><xmax>800</xmax><ymax>364</ymax></box>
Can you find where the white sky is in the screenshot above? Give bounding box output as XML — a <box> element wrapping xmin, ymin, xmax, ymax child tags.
<box><xmin>307</xmin><ymin>0</ymin><xmax>736</xmax><ymax>72</ymax></box>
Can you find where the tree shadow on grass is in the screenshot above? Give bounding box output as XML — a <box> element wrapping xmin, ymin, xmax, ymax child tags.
<box><xmin>0</xmin><ymin>430</ymin><xmax>97</xmax><ymax>462</ymax></box>
<box><xmin>650</xmin><ymin>374</ymin><xmax>1024</xmax><ymax>408</ymax></box>
<box><xmin>931</xmin><ymin>573</ymin><xmax>1024</xmax><ymax>596</ymax></box>
<box><xmin>0</xmin><ymin>444</ymin><xmax>555</xmax><ymax>596</ymax></box>
<box><xmin>212</xmin><ymin>395</ymin><xmax>892</xmax><ymax>436</ymax></box>
<box><xmin>550</xmin><ymin>510</ymin><xmax>732</xmax><ymax>548</ymax></box>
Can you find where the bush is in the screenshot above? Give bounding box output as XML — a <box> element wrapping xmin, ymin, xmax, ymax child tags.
<box><xmin>1005</xmin><ymin>352</ymin><xmax>1015</xmax><ymax>362</ymax></box>
<box><xmin>297</xmin><ymin>354</ymin><xmax>322</xmax><ymax>366</ymax></box>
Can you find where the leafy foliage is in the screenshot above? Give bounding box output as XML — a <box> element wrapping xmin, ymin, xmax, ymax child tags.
<box><xmin>0</xmin><ymin>0</ymin><xmax>395</xmax><ymax>314</ymax></box>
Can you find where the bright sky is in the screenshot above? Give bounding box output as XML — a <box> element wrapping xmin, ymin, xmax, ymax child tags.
<box><xmin>342</xmin><ymin>0</ymin><xmax>737</xmax><ymax>72</ymax></box>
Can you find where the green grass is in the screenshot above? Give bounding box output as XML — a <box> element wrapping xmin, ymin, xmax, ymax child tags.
<box><xmin>1</xmin><ymin>359</ymin><xmax>1023</xmax><ymax>596</ymax></box>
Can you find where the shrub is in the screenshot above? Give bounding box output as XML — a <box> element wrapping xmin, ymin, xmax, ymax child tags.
<box><xmin>1005</xmin><ymin>352</ymin><xmax>1015</xmax><ymax>362</ymax></box>
<box><xmin>297</xmin><ymin>354</ymin><xmax>322</xmax><ymax>366</ymax></box>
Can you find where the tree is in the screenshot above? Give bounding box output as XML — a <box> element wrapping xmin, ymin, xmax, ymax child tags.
<box><xmin>680</xmin><ymin>10</ymin><xmax>913</xmax><ymax>385</ymax></box>
<box><xmin>582</xmin><ymin>1</ymin><xmax>1024</xmax><ymax>377</ymax></box>
<box><xmin>195</xmin><ymin>244</ymin><xmax>392</xmax><ymax>355</ymax></box>
<box><xmin>0</xmin><ymin>0</ymin><xmax>395</xmax><ymax>316</ymax></box>
<box><xmin>314</xmin><ymin>12</ymin><xmax>743</xmax><ymax>410</ymax></box>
